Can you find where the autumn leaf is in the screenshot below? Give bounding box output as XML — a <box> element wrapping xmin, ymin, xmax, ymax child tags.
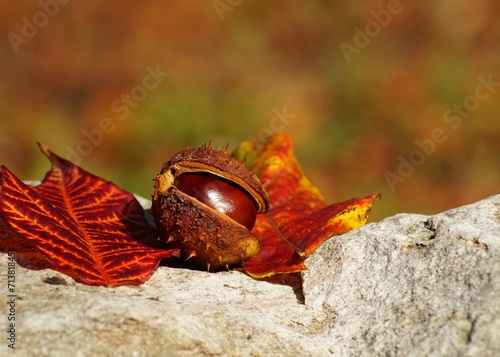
<box><xmin>1</xmin><ymin>135</ymin><xmax>377</xmax><ymax>286</ymax></box>
<box><xmin>0</xmin><ymin>144</ymin><xmax>179</xmax><ymax>286</ymax></box>
<box><xmin>233</xmin><ymin>133</ymin><xmax>379</xmax><ymax>278</ymax></box>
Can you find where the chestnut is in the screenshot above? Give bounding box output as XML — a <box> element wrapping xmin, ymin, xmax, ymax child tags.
<box><xmin>152</xmin><ymin>144</ymin><xmax>269</xmax><ymax>269</ymax></box>
<box><xmin>173</xmin><ymin>172</ymin><xmax>257</xmax><ymax>230</ymax></box>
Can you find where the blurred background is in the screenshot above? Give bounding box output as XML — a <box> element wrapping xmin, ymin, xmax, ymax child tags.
<box><xmin>0</xmin><ymin>1</ymin><xmax>498</xmax><ymax>222</ymax></box>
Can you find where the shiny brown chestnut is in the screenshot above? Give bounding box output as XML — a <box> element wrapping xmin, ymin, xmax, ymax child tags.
<box><xmin>151</xmin><ymin>144</ymin><xmax>269</xmax><ymax>270</ymax></box>
<box><xmin>174</xmin><ymin>172</ymin><xmax>257</xmax><ymax>230</ymax></box>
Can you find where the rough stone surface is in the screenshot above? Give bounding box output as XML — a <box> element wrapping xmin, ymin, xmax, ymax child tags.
<box><xmin>1</xmin><ymin>194</ymin><xmax>499</xmax><ymax>356</ymax></box>
<box><xmin>304</xmin><ymin>194</ymin><xmax>500</xmax><ymax>356</ymax></box>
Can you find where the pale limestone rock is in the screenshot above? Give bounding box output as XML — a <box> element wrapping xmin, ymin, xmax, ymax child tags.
<box><xmin>303</xmin><ymin>194</ymin><xmax>500</xmax><ymax>356</ymax></box>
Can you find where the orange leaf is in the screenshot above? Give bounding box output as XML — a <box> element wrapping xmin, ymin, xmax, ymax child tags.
<box><xmin>0</xmin><ymin>144</ymin><xmax>179</xmax><ymax>286</ymax></box>
<box><xmin>234</xmin><ymin>134</ymin><xmax>379</xmax><ymax>278</ymax></box>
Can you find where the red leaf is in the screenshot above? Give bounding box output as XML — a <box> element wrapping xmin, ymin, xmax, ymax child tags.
<box><xmin>0</xmin><ymin>144</ymin><xmax>179</xmax><ymax>286</ymax></box>
<box><xmin>234</xmin><ymin>134</ymin><xmax>379</xmax><ymax>278</ymax></box>
<box><xmin>1</xmin><ymin>136</ymin><xmax>377</xmax><ymax>285</ymax></box>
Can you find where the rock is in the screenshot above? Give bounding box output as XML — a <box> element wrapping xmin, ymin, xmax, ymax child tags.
<box><xmin>0</xmin><ymin>194</ymin><xmax>499</xmax><ymax>356</ymax></box>
<box><xmin>303</xmin><ymin>194</ymin><xmax>500</xmax><ymax>356</ymax></box>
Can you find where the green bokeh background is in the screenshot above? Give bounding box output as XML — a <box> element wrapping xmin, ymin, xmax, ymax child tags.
<box><xmin>1</xmin><ymin>1</ymin><xmax>499</xmax><ymax>222</ymax></box>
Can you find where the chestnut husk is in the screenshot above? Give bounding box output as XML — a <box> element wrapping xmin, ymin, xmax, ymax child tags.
<box><xmin>152</xmin><ymin>144</ymin><xmax>269</xmax><ymax>269</ymax></box>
